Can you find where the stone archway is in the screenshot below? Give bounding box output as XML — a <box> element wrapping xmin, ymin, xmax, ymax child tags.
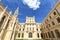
<box><xmin>29</xmin><ymin>32</ymin><xmax>32</xmax><ymax>38</ymax></box>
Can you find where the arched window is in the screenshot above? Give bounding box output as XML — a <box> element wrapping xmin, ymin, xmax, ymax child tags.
<box><xmin>41</xmin><ymin>33</ymin><xmax>43</xmax><ymax>38</ymax></box>
<box><xmin>0</xmin><ymin>16</ymin><xmax>6</xmax><ymax>32</ymax></box>
<box><xmin>52</xmin><ymin>21</ymin><xmax>55</xmax><ymax>25</ymax></box>
<box><xmin>29</xmin><ymin>32</ymin><xmax>32</xmax><ymax>38</ymax></box>
<box><xmin>18</xmin><ymin>33</ymin><xmax>20</xmax><ymax>37</ymax></box>
<box><xmin>19</xmin><ymin>28</ymin><xmax>21</xmax><ymax>31</ymax></box>
<box><xmin>23</xmin><ymin>28</ymin><xmax>24</xmax><ymax>31</ymax></box>
<box><xmin>0</xmin><ymin>16</ymin><xmax>6</xmax><ymax>27</ymax></box>
<box><xmin>30</xmin><ymin>28</ymin><xmax>31</xmax><ymax>30</ymax></box>
<box><xmin>48</xmin><ymin>32</ymin><xmax>51</xmax><ymax>38</ymax></box>
<box><xmin>36</xmin><ymin>28</ymin><xmax>38</xmax><ymax>31</ymax></box>
<box><xmin>53</xmin><ymin>12</ymin><xmax>56</xmax><ymax>15</ymax></box>
<box><xmin>27</xmin><ymin>27</ymin><xmax>28</xmax><ymax>30</ymax></box>
<box><xmin>45</xmin><ymin>33</ymin><xmax>48</xmax><ymax>38</ymax></box>
<box><xmin>57</xmin><ymin>17</ymin><xmax>60</xmax><ymax>23</ymax></box>
<box><xmin>55</xmin><ymin>30</ymin><xmax>60</xmax><ymax>38</ymax></box>
<box><xmin>51</xmin><ymin>31</ymin><xmax>55</xmax><ymax>38</ymax></box>
<box><xmin>37</xmin><ymin>33</ymin><xmax>39</xmax><ymax>38</ymax></box>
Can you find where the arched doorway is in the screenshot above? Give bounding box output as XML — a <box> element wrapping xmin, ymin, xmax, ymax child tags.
<box><xmin>55</xmin><ymin>30</ymin><xmax>60</xmax><ymax>38</ymax></box>
<box><xmin>29</xmin><ymin>32</ymin><xmax>32</xmax><ymax>38</ymax></box>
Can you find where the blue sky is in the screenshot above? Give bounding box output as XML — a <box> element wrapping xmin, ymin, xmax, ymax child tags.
<box><xmin>1</xmin><ymin>0</ymin><xmax>57</xmax><ymax>23</ymax></box>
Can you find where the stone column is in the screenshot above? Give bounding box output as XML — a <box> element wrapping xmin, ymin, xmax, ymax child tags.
<box><xmin>4</xmin><ymin>16</ymin><xmax>16</xmax><ymax>40</ymax></box>
<box><xmin>0</xmin><ymin>11</ymin><xmax>11</xmax><ymax>40</ymax></box>
<box><xmin>0</xmin><ymin>7</ymin><xmax>7</xmax><ymax>40</ymax></box>
<box><xmin>53</xmin><ymin>31</ymin><xmax>57</xmax><ymax>40</ymax></box>
<box><xmin>11</xmin><ymin>23</ymin><xmax>17</xmax><ymax>40</ymax></box>
<box><xmin>4</xmin><ymin>7</ymin><xmax>19</xmax><ymax>40</ymax></box>
<box><xmin>0</xmin><ymin>16</ymin><xmax>10</xmax><ymax>40</ymax></box>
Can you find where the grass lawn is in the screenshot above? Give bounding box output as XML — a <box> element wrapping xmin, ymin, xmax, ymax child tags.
<box><xmin>16</xmin><ymin>39</ymin><xmax>44</xmax><ymax>40</ymax></box>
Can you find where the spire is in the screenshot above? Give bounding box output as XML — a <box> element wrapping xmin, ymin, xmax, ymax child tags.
<box><xmin>8</xmin><ymin>11</ymin><xmax>12</xmax><ymax>17</ymax></box>
<box><xmin>3</xmin><ymin>6</ymin><xmax>8</xmax><ymax>13</ymax></box>
<box><xmin>1</xmin><ymin>6</ymin><xmax>8</xmax><ymax>16</ymax></box>
<box><xmin>9</xmin><ymin>11</ymin><xmax>12</xmax><ymax>14</ymax></box>
<box><xmin>7</xmin><ymin>11</ymin><xmax>12</xmax><ymax>19</ymax></box>
<box><xmin>0</xmin><ymin>6</ymin><xmax>8</xmax><ymax>21</ymax></box>
<box><xmin>14</xmin><ymin>7</ymin><xmax>19</xmax><ymax>17</ymax></box>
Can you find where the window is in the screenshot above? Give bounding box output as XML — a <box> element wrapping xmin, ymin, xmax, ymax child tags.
<box><xmin>48</xmin><ymin>24</ymin><xmax>51</xmax><ymax>27</ymax></box>
<box><xmin>0</xmin><ymin>16</ymin><xmax>6</xmax><ymax>32</ymax></box>
<box><xmin>43</xmin><ymin>33</ymin><xmax>47</xmax><ymax>38</ymax></box>
<box><xmin>53</xmin><ymin>12</ymin><xmax>56</xmax><ymax>15</ymax></box>
<box><xmin>45</xmin><ymin>33</ymin><xmax>48</xmax><ymax>38</ymax></box>
<box><xmin>57</xmin><ymin>17</ymin><xmax>60</xmax><ymax>23</ymax></box>
<box><xmin>52</xmin><ymin>21</ymin><xmax>55</xmax><ymax>25</ymax></box>
<box><xmin>0</xmin><ymin>16</ymin><xmax>6</xmax><ymax>27</ymax></box>
<box><xmin>50</xmin><ymin>16</ymin><xmax>52</xmax><ymax>19</ymax></box>
<box><xmin>51</xmin><ymin>31</ymin><xmax>55</xmax><ymax>38</ymax></box>
<box><xmin>30</xmin><ymin>28</ymin><xmax>31</xmax><ymax>30</ymax></box>
<box><xmin>48</xmin><ymin>32</ymin><xmax>51</xmax><ymax>38</ymax></box>
<box><xmin>19</xmin><ymin>28</ymin><xmax>21</xmax><ymax>31</ymax></box>
<box><xmin>36</xmin><ymin>28</ymin><xmax>38</xmax><ymax>31</ymax></box>
<box><xmin>47</xmin><ymin>19</ymin><xmax>48</xmax><ymax>21</ymax></box>
<box><xmin>22</xmin><ymin>33</ymin><xmax>24</xmax><ymax>38</ymax></box>
<box><xmin>30</xmin><ymin>24</ymin><xmax>31</xmax><ymax>26</ymax></box>
<box><xmin>33</xmin><ymin>27</ymin><xmax>34</xmax><ymax>31</ymax></box>
<box><xmin>27</xmin><ymin>28</ymin><xmax>28</xmax><ymax>30</ymax></box>
<box><xmin>29</xmin><ymin>32</ymin><xmax>32</xmax><ymax>38</ymax></box>
<box><xmin>41</xmin><ymin>33</ymin><xmax>43</xmax><ymax>38</ymax></box>
<box><xmin>23</xmin><ymin>28</ymin><xmax>24</xmax><ymax>31</ymax></box>
<box><xmin>33</xmin><ymin>24</ymin><xmax>34</xmax><ymax>25</ymax></box>
<box><xmin>18</xmin><ymin>33</ymin><xmax>20</xmax><ymax>37</ymax></box>
<box><xmin>37</xmin><ymin>33</ymin><xmax>39</xmax><ymax>38</ymax></box>
<box><xmin>44</xmin><ymin>33</ymin><xmax>45</xmax><ymax>38</ymax></box>
<box><xmin>55</xmin><ymin>30</ymin><xmax>60</xmax><ymax>38</ymax></box>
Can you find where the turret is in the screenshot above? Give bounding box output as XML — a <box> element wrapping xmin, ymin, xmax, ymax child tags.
<box><xmin>14</xmin><ymin>7</ymin><xmax>19</xmax><ymax>18</ymax></box>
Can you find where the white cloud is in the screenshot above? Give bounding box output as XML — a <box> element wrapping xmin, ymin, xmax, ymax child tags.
<box><xmin>23</xmin><ymin>0</ymin><xmax>41</xmax><ymax>10</ymax></box>
<box><xmin>0</xmin><ymin>0</ymin><xmax>1</xmax><ymax>1</ymax></box>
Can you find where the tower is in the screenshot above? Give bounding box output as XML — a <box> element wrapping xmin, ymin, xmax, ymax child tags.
<box><xmin>4</xmin><ymin>7</ymin><xmax>19</xmax><ymax>40</ymax></box>
<box><xmin>26</xmin><ymin>16</ymin><xmax>35</xmax><ymax>23</ymax></box>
